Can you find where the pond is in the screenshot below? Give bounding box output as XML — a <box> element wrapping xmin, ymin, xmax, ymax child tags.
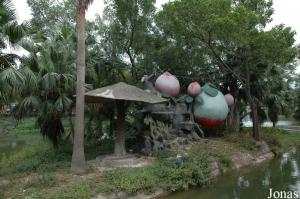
<box><xmin>162</xmin><ymin>147</ymin><xmax>300</xmax><ymax>199</ymax></box>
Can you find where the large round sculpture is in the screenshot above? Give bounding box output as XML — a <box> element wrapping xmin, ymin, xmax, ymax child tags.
<box><xmin>224</xmin><ymin>93</ymin><xmax>234</xmax><ymax>107</ymax></box>
<box><xmin>187</xmin><ymin>82</ymin><xmax>201</xmax><ymax>97</ymax></box>
<box><xmin>155</xmin><ymin>72</ymin><xmax>180</xmax><ymax>96</ymax></box>
<box><xmin>193</xmin><ymin>84</ymin><xmax>229</xmax><ymax>127</ymax></box>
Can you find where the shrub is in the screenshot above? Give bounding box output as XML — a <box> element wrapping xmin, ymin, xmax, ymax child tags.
<box><xmin>102</xmin><ymin>148</ymin><xmax>211</xmax><ymax>194</ymax></box>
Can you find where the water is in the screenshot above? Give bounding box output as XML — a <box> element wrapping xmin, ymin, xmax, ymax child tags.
<box><xmin>163</xmin><ymin>148</ymin><xmax>300</xmax><ymax>199</ymax></box>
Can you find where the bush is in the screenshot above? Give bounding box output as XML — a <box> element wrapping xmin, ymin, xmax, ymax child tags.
<box><xmin>102</xmin><ymin>148</ymin><xmax>211</xmax><ymax>194</ymax></box>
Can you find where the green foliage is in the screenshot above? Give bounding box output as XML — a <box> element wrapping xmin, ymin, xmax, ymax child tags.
<box><xmin>155</xmin><ymin>156</ymin><xmax>207</xmax><ymax>191</ymax></box>
<box><xmin>48</xmin><ymin>181</ymin><xmax>96</xmax><ymax>199</ymax></box>
<box><xmin>13</xmin><ymin>24</ymin><xmax>77</xmax><ymax>147</ymax></box>
<box><xmin>239</xmin><ymin>127</ymin><xmax>300</xmax><ymax>154</ymax></box>
<box><xmin>0</xmin><ymin>0</ymin><xmax>26</xmax><ymax>106</ymax></box>
<box><xmin>27</xmin><ymin>0</ymin><xmax>76</xmax><ymax>34</ymax></box>
<box><xmin>102</xmin><ymin>148</ymin><xmax>211</xmax><ymax>194</ymax></box>
<box><xmin>103</xmin><ymin>166</ymin><xmax>157</xmax><ymax>193</ymax></box>
<box><xmin>261</xmin><ymin>128</ymin><xmax>300</xmax><ymax>154</ymax></box>
<box><xmin>103</xmin><ymin>0</ymin><xmax>156</xmax><ymax>82</ymax></box>
<box><xmin>157</xmin><ymin>0</ymin><xmax>297</xmax><ymax>139</ymax></box>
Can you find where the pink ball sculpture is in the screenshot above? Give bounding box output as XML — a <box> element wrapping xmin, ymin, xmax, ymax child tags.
<box><xmin>224</xmin><ymin>93</ymin><xmax>234</xmax><ymax>107</ymax></box>
<box><xmin>155</xmin><ymin>72</ymin><xmax>180</xmax><ymax>96</ymax></box>
<box><xmin>187</xmin><ymin>82</ymin><xmax>201</xmax><ymax>97</ymax></box>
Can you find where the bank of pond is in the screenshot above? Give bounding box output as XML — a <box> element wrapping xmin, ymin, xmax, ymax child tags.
<box><xmin>1</xmin><ymin>117</ymin><xmax>300</xmax><ymax>199</ymax></box>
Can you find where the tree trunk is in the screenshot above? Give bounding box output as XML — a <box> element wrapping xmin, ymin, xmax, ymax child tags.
<box><xmin>114</xmin><ymin>101</ymin><xmax>127</xmax><ymax>156</ymax></box>
<box><xmin>71</xmin><ymin>0</ymin><xmax>86</xmax><ymax>173</ymax></box>
<box><xmin>67</xmin><ymin>109</ymin><xmax>75</xmax><ymax>144</ymax></box>
<box><xmin>227</xmin><ymin>99</ymin><xmax>240</xmax><ymax>133</ymax></box>
<box><xmin>250</xmin><ymin>102</ymin><xmax>260</xmax><ymax>140</ymax></box>
<box><xmin>245</xmin><ymin>64</ymin><xmax>260</xmax><ymax>140</ymax></box>
<box><xmin>272</xmin><ymin>121</ymin><xmax>276</xmax><ymax>128</ymax></box>
<box><xmin>126</xmin><ymin>49</ymin><xmax>137</xmax><ymax>82</ymax></box>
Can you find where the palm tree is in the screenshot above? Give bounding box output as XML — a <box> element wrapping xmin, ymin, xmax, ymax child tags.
<box><xmin>71</xmin><ymin>0</ymin><xmax>94</xmax><ymax>174</ymax></box>
<box><xmin>14</xmin><ymin>25</ymin><xmax>76</xmax><ymax>147</ymax></box>
<box><xmin>0</xmin><ymin>0</ymin><xmax>25</xmax><ymax>110</ymax></box>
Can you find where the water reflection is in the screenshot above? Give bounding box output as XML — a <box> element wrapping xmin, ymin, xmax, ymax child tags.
<box><xmin>163</xmin><ymin>147</ymin><xmax>300</xmax><ymax>199</ymax></box>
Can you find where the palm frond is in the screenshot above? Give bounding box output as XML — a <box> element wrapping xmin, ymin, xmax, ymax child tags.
<box><xmin>0</xmin><ymin>67</ymin><xmax>24</xmax><ymax>86</ymax></box>
<box><xmin>55</xmin><ymin>95</ymin><xmax>73</xmax><ymax>112</ymax></box>
<box><xmin>13</xmin><ymin>95</ymin><xmax>40</xmax><ymax>119</ymax></box>
<box><xmin>0</xmin><ymin>0</ymin><xmax>16</xmax><ymax>26</ymax></box>
<box><xmin>3</xmin><ymin>21</ymin><xmax>26</xmax><ymax>44</ymax></box>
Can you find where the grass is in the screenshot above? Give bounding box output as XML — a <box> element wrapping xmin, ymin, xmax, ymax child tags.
<box><xmin>47</xmin><ymin>181</ymin><xmax>98</xmax><ymax>199</ymax></box>
<box><xmin>0</xmin><ymin>143</ymin><xmax>71</xmax><ymax>176</ymax></box>
<box><xmin>261</xmin><ymin>127</ymin><xmax>300</xmax><ymax>154</ymax></box>
<box><xmin>228</xmin><ymin>127</ymin><xmax>300</xmax><ymax>155</ymax></box>
<box><xmin>24</xmin><ymin>174</ymin><xmax>56</xmax><ymax>189</ymax></box>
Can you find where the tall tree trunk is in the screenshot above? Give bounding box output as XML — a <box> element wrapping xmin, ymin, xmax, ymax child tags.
<box><xmin>245</xmin><ymin>64</ymin><xmax>260</xmax><ymax>140</ymax></box>
<box><xmin>114</xmin><ymin>101</ymin><xmax>127</xmax><ymax>156</ymax></box>
<box><xmin>67</xmin><ymin>109</ymin><xmax>75</xmax><ymax>144</ymax></box>
<box><xmin>71</xmin><ymin>0</ymin><xmax>86</xmax><ymax>173</ymax></box>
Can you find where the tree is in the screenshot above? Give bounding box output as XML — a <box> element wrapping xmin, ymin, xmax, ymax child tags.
<box><xmin>157</xmin><ymin>0</ymin><xmax>297</xmax><ymax>140</ymax></box>
<box><xmin>27</xmin><ymin>0</ymin><xmax>76</xmax><ymax>34</ymax></box>
<box><xmin>103</xmin><ymin>0</ymin><xmax>156</xmax><ymax>82</ymax></box>
<box><xmin>71</xmin><ymin>0</ymin><xmax>93</xmax><ymax>174</ymax></box>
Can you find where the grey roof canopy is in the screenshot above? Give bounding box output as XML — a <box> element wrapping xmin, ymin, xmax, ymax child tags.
<box><xmin>85</xmin><ymin>82</ymin><xmax>167</xmax><ymax>104</ymax></box>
